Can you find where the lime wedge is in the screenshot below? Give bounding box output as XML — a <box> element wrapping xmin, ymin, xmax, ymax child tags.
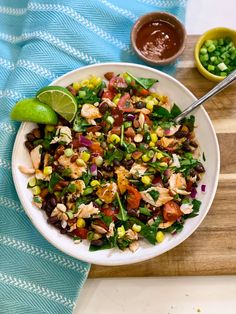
<box><xmin>10</xmin><ymin>98</ymin><xmax>58</xmax><ymax>124</ymax></box>
<box><xmin>36</xmin><ymin>86</ymin><xmax>77</xmax><ymax>122</ymax></box>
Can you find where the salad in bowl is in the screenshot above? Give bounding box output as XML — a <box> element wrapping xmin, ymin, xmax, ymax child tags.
<box><xmin>11</xmin><ymin>63</ymin><xmax>219</xmax><ymax>265</ymax></box>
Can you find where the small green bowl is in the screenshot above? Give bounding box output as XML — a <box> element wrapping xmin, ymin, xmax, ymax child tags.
<box><xmin>195</xmin><ymin>27</ymin><xmax>236</xmax><ymax>82</ymax></box>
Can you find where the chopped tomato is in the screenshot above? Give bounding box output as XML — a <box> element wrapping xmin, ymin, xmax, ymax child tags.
<box><xmin>102</xmin><ymin>90</ymin><xmax>115</xmax><ymax>100</ymax></box>
<box><xmin>87</xmin><ymin>125</ymin><xmax>102</xmax><ymax>133</ymax></box>
<box><xmin>126</xmin><ymin>185</ymin><xmax>141</xmax><ymax>209</ymax></box>
<box><xmin>144</xmin><ymin>114</ymin><xmax>153</xmax><ymax>126</ymax></box>
<box><xmin>90</xmin><ymin>142</ymin><xmax>104</xmax><ymax>156</ymax></box>
<box><xmin>186</xmin><ymin>180</ymin><xmax>193</xmax><ymax>192</ymax></box>
<box><xmin>111</xmin><ymin>108</ymin><xmax>123</xmax><ymax>126</ymax></box>
<box><xmin>101</xmin><ymin>207</ymin><xmax>119</xmax><ymax>222</ymax></box>
<box><xmin>74</xmin><ymin>227</ymin><xmax>88</xmax><ymax>239</ymax></box>
<box><xmin>110</xmin><ymin>126</ymin><xmax>121</xmax><ymax>135</ymax></box>
<box><xmin>108</xmin><ymin>76</ymin><xmax>127</xmax><ymax>92</ymax></box>
<box><xmin>138</xmin><ymin>88</ymin><xmax>149</xmax><ymax>96</ymax></box>
<box><xmin>163</xmin><ymin>201</ymin><xmax>182</xmax><ymax>222</ymax></box>
<box><xmin>117</xmin><ymin>93</ymin><xmax>134</xmax><ymax>112</ymax></box>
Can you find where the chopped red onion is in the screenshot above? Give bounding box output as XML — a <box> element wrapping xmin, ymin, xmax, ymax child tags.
<box><xmin>79</xmin><ymin>135</ymin><xmax>92</xmax><ymax>147</ymax></box>
<box><xmin>90</xmin><ymin>164</ymin><xmax>97</xmax><ymax>176</ymax></box>
<box><xmin>164</xmin><ymin>129</ymin><xmax>171</xmax><ymax>135</ymax></box>
<box><xmin>190</xmin><ymin>187</ymin><xmax>197</xmax><ymax>198</ymax></box>
<box><xmin>201</xmin><ymin>184</ymin><xmax>206</xmax><ymax>192</ymax></box>
<box><xmin>126</xmin><ymin>114</ymin><xmax>135</xmax><ymax>121</ymax></box>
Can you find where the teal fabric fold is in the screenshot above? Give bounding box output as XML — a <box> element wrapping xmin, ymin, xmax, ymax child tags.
<box><xmin>0</xmin><ymin>0</ymin><xmax>187</xmax><ymax>313</ymax></box>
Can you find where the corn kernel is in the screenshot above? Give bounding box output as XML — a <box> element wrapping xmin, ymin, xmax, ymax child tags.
<box><xmin>156</xmin><ymin>231</ymin><xmax>165</xmax><ymax>243</ymax></box>
<box><xmin>141</xmin><ymin>175</ymin><xmax>152</xmax><ymax>185</ymax></box>
<box><xmin>117</xmin><ymin>225</ymin><xmax>125</xmax><ymax>238</ymax></box>
<box><xmin>64</xmin><ymin>148</ymin><xmax>73</xmax><ymax>157</ymax></box>
<box><xmin>81</xmin><ymin>151</ymin><xmax>90</xmax><ymax>162</ymax></box>
<box><xmin>88</xmin><ymin>83</ymin><xmax>94</xmax><ymax>89</ymax></box>
<box><xmin>159</xmin><ymin>162</ymin><xmax>168</xmax><ymax>167</ymax></box>
<box><xmin>43</xmin><ymin>166</ymin><xmax>52</xmax><ymax>176</ymax></box>
<box><xmin>31</xmin><ymin>185</ymin><xmax>41</xmax><ymax>195</ymax></box>
<box><xmin>132</xmin><ymin>224</ymin><xmax>141</xmax><ymax>233</ymax></box>
<box><xmin>150</xmin><ymin>133</ymin><xmax>158</xmax><ymax>143</ymax></box>
<box><xmin>113</xmin><ymin>94</ymin><xmax>121</xmax><ymax>105</ymax></box>
<box><xmin>81</xmin><ymin>79</ymin><xmax>89</xmax><ymax>87</ymax></box>
<box><xmin>142</xmin><ymin>154</ymin><xmax>151</xmax><ymax>162</ymax></box>
<box><xmin>149</xmin><ymin>141</ymin><xmax>155</xmax><ymax>147</ymax></box>
<box><xmin>77</xmin><ymin>218</ymin><xmax>86</xmax><ymax>228</ymax></box>
<box><xmin>109</xmin><ymin>134</ymin><xmax>120</xmax><ymax>144</ymax></box>
<box><xmin>94</xmin><ymin>156</ymin><xmax>103</xmax><ymax>166</ymax></box>
<box><xmin>45</xmin><ymin>125</ymin><xmax>55</xmax><ymax>132</ymax></box>
<box><xmin>90</xmin><ymin>180</ymin><xmax>100</xmax><ymax>187</ymax></box>
<box><xmin>72</xmin><ymin>82</ymin><xmax>80</xmax><ymax>91</ymax></box>
<box><xmin>76</xmin><ymin>158</ymin><xmax>86</xmax><ymax>166</ymax></box>
<box><xmin>146</xmin><ymin>102</ymin><xmax>154</xmax><ymax>111</ymax></box>
<box><xmin>28</xmin><ymin>177</ymin><xmax>37</xmax><ymax>187</ymax></box>
<box><xmin>156</xmin><ymin>152</ymin><xmax>164</xmax><ymax>159</ymax></box>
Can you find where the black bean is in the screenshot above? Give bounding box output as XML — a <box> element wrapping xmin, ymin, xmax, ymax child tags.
<box><xmin>122</xmin><ymin>159</ymin><xmax>134</xmax><ymax>169</ymax></box>
<box><xmin>25</xmin><ymin>141</ymin><xmax>34</xmax><ymax>151</ymax></box>
<box><xmin>182</xmin><ymin>142</ymin><xmax>192</xmax><ymax>152</ymax></box>
<box><xmin>60</xmin><ymin>229</ymin><xmax>67</xmax><ymax>234</ymax></box>
<box><xmin>98</xmin><ymin>88</ymin><xmax>104</xmax><ymax>98</ymax></box>
<box><xmin>113</xmin><ymin>159</ymin><xmax>120</xmax><ymax>167</ymax></box>
<box><xmin>190</xmin><ymin>169</ymin><xmax>197</xmax><ymax>177</ymax></box>
<box><xmin>134</xmin><ymin>101</ymin><xmax>145</xmax><ymax>109</ymax></box>
<box><xmin>26</xmin><ymin>133</ymin><xmax>36</xmax><ymax>142</ymax></box>
<box><xmin>47</xmin><ymin>216</ymin><xmax>59</xmax><ymax>224</ymax></box>
<box><xmin>99</xmin><ymin>102</ymin><xmax>109</xmax><ymax>114</ymax></box>
<box><xmin>190</xmin><ymin>140</ymin><xmax>198</xmax><ymax>148</ymax></box>
<box><xmin>91</xmin><ymin>239</ymin><xmax>103</xmax><ymax>246</ymax></box>
<box><xmin>194</xmin><ymin>162</ymin><xmax>205</xmax><ymax>173</ymax></box>
<box><xmin>41</xmin><ymin>200</ymin><xmax>47</xmax><ymax>211</ymax></box>
<box><xmin>175</xmin><ymin>130</ymin><xmax>188</xmax><ymax>138</ymax></box>
<box><xmin>96</xmin><ymin>171</ymin><xmax>103</xmax><ymax>180</ymax></box>
<box><xmin>49</xmin><ymin>196</ymin><xmax>57</xmax><ymax>208</ymax></box>
<box><xmin>127</xmin><ymin>208</ymin><xmax>139</xmax><ymax>217</ymax></box>
<box><xmin>138</xmin><ymin>214</ymin><xmax>149</xmax><ymax>223</ymax></box>
<box><xmin>102</xmin><ymin>165</ymin><xmax>113</xmax><ymax>172</ymax></box>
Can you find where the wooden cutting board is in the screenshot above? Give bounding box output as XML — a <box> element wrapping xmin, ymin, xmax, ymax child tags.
<box><xmin>89</xmin><ymin>35</ymin><xmax>236</xmax><ymax>277</ymax></box>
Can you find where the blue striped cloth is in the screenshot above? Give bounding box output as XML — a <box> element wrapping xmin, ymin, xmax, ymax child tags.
<box><xmin>0</xmin><ymin>0</ymin><xmax>187</xmax><ymax>313</ymax></box>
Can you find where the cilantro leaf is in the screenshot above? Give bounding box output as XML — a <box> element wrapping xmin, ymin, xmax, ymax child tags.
<box><xmin>148</xmin><ymin>189</ymin><xmax>160</xmax><ymax>202</ymax></box>
<box><xmin>76</xmin><ymin>86</ymin><xmax>100</xmax><ymax>105</ymax></box>
<box><xmin>170</xmin><ymin>103</ymin><xmax>182</xmax><ymax>118</ymax></box>
<box><xmin>126</xmin><ymin>72</ymin><xmax>158</xmax><ymax>90</ymax></box>
<box><xmin>48</xmin><ymin>172</ymin><xmax>63</xmax><ymax>193</ymax></box>
<box><xmin>152</xmin><ymin>105</ymin><xmax>171</xmax><ymax>119</ymax></box>
<box><xmin>73</xmin><ymin>114</ymin><xmax>91</xmax><ymax>132</ymax></box>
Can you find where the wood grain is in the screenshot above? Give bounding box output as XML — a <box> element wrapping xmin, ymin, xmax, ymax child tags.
<box><xmin>89</xmin><ymin>35</ymin><xmax>236</xmax><ymax>277</ymax></box>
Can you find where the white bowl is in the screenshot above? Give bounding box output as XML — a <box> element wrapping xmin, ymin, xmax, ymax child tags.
<box><xmin>12</xmin><ymin>62</ymin><xmax>220</xmax><ymax>266</ymax></box>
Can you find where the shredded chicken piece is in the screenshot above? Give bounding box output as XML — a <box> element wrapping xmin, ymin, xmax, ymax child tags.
<box><xmin>18</xmin><ymin>165</ymin><xmax>35</xmax><ymax>175</ymax></box>
<box><xmin>106</xmin><ymin>222</ymin><xmax>115</xmax><ymax>238</ymax></box>
<box><xmin>58</xmin><ymin>155</ymin><xmax>86</xmax><ymax>179</ymax></box>
<box><xmin>168</xmin><ymin>173</ymin><xmax>190</xmax><ymax>195</ymax></box>
<box><xmin>159</xmin><ymin>221</ymin><xmax>174</xmax><ymax>229</ymax></box>
<box><xmin>138</xmin><ymin>112</ymin><xmax>145</xmax><ymax>129</ymax></box>
<box><xmin>115</xmin><ymin>166</ymin><xmax>130</xmax><ymax>194</ymax></box>
<box><xmin>159</xmin><ymin>137</ymin><xmax>175</xmax><ymax>148</ymax></box>
<box><xmin>140</xmin><ymin>186</ymin><xmax>173</xmax><ymax>207</ymax></box>
<box><xmin>77</xmin><ymin>202</ymin><xmax>100</xmax><ymax>218</ymax></box>
<box><xmin>74</xmin><ymin>180</ymin><xmax>86</xmax><ymax>196</ymax></box>
<box><xmin>81</xmin><ymin>104</ymin><xmax>102</xmax><ymax>120</ymax></box>
<box><xmin>130</xmin><ymin>163</ymin><xmax>147</xmax><ymax>177</ymax></box>
<box><xmin>125</xmin><ymin>229</ymin><xmax>138</xmax><ymax>241</ymax></box>
<box><xmin>156</xmin><ymin>126</ymin><xmax>164</xmax><ymax>137</ymax></box>
<box><xmin>129</xmin><ymin>240</ymin><xmax>139</xmax><ymax>253</ymax></box>
<box><xmin>164</xmin><ymin>125</ymin><xmax>180</xmax><ymax>136</ymax></box>
<box><xmin>135</xmin><ymin>108</ymin><xmax>150</xmax><ymax>115</ymax></box>
<box><xmin>180</xmin><ymin>203</ymin><xmax>193</xmax><ymax>214</ymax></box>
<box><xmin>35</xmin><ymin>169</ymin><xmax>50</xmax><ymax>181</ymax></box>
<box><xmin>96</xmin><ymin>182</ymin><xmax>118</xmax><ymax>204</ymax></box>
<box><xmin>50</xmin><ymin>126</ymin><xmax>72</xmax><ymax>144</ymax></box>
<box><xmin>30</xmin><ymin>145</ymin><xmax>42</xmax><ymax>169</ymax></box>
<box><xmin>100</xmin><ymin>98</ymin><xmax>116</xmax><ymax>108</ymax></box>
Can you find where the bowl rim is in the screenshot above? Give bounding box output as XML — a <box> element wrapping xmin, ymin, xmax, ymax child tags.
<box><xmin>194</xmin><ymin>27</ymin><xmax>236</xmax><ymax>82</ymax></box>
<box><xmin>131</xmin><ymin>11</ymin><xmax>187</xmax><ymax>66</ymax></box>
<box><xmin>12</xmin><ymin>62</ymin><xmax>220</xmax><ymax>265</ymax></box>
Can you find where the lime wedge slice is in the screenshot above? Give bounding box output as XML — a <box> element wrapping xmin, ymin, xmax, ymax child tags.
<box><xmin>36</xmin><ymin>86</ymin><xmax>77</xmax><ymax>122</ymax></box>
<box><xmin>10</xmin><ymin>98</ymin><xmax>58</xmax><ymax>124</ymax></box>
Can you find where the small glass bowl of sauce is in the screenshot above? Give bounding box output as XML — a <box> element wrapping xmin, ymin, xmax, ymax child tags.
<box><xmin>131</xmin><ymin>12</ymin><xmax>186</xmax><ymax>66</ymax></box>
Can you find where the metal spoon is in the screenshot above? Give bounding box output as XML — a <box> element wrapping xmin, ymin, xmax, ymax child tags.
<box><xmin>174</xmin><ymin>69</ymin><xmax>236</xmax><ymax>124</ymax></box>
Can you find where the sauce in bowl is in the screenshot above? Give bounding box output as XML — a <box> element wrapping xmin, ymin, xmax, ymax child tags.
<box><xmin>136</xmin><ymin>20</ymin><xmax>181</xmax><ymax>61</ymax></box>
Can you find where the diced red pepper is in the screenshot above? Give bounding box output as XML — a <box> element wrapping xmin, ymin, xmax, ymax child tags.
<box><xmin>163</xmin><ymin>201</ymin><xmax>182</xmax><ymax>222</ymax></box>
<box><xmin>126</xmin><ymin>185</ymin><xmax>141</xmax><ymax>209</ymax></box>
<box><xmin>102</xmin><ymin>90</ymin><xmax>115</xmax><ymax>100</ymax></box>
<box><xmin>74</xmin><ymin>227</ymin><xmax>88</xmax><ymax>239</ymax></box>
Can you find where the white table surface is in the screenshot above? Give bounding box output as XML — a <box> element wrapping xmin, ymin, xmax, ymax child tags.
<box><xmin>75</xmin><ymin>1</ymin><xmax>236</xmax><ymax>313</ymax></box>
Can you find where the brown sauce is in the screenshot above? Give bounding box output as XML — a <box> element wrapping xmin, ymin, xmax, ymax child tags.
<box><xmin>136</xmin><ymin>20</ymin><xmax>181</xmax><ymax>60</ymax></box>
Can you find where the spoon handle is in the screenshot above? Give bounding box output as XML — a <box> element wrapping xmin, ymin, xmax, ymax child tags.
<box><xmin>174</xmin><ymin>69</ymin><xmax>236</xmax><ymax>124</ymax></box>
